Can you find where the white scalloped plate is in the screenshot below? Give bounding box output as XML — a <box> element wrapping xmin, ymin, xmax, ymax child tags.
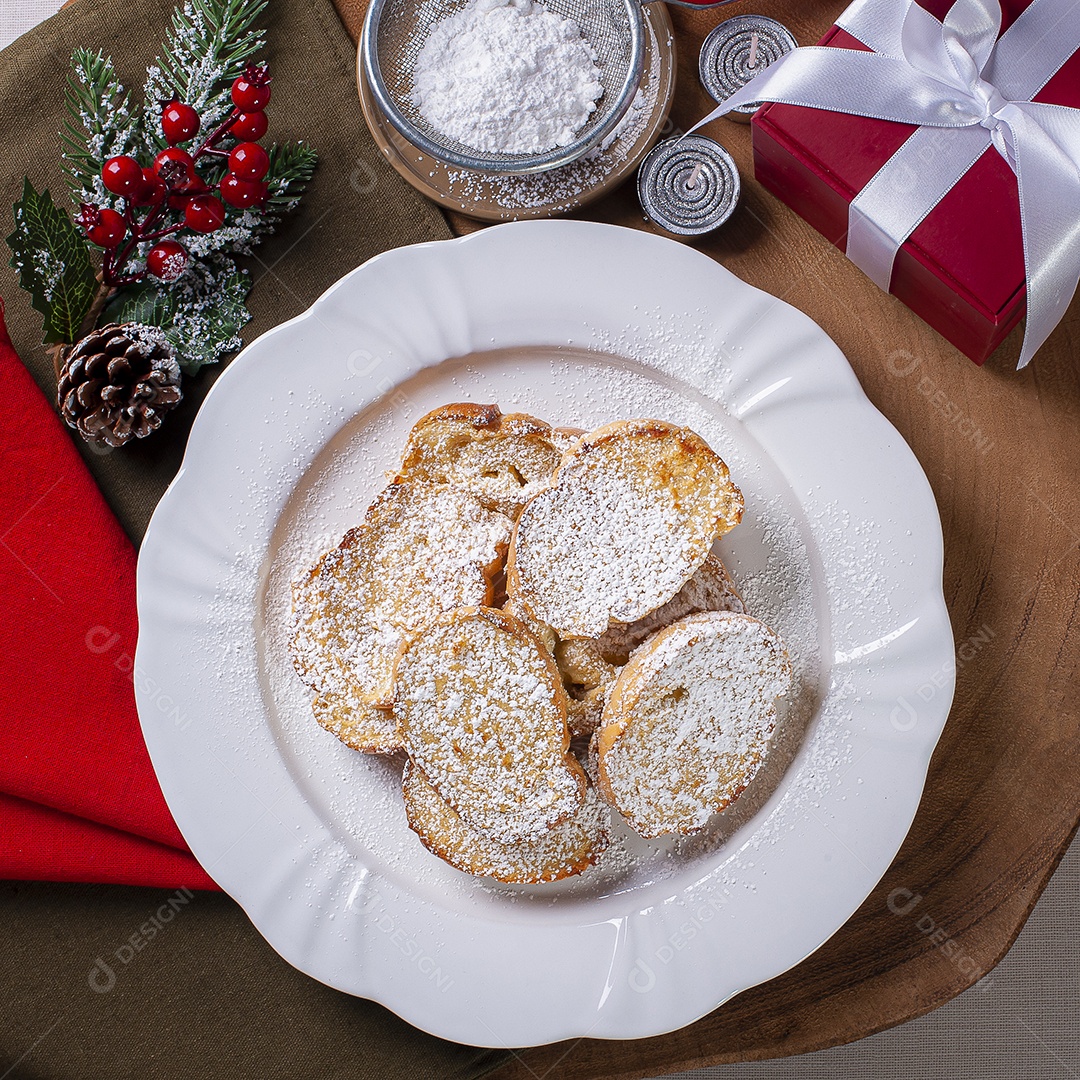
<box><xmin>135</xmin><ymin>220</ymin><xmax>954</xmax><ymax>1048</ymax></box>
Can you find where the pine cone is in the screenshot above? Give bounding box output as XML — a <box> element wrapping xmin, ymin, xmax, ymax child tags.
<box><xmin>57</xmin><ymin>323</ymin><xmax>183</xmax><ymax>449</ymax></box>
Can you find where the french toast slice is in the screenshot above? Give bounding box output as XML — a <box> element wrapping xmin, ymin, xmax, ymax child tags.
<box><xmin>549</xmin><ymin>425</ymin><xmax>585</xmax><ymax>454</ymax></box>
<box><xmin>596</xmin><ymin>611</ymin><xmax>791</xmax><ymax>838</ymax></box>
<box><xmin>310</xmin><ymin>696</ymin><xmax>399</xmax><ymax>756</ymax></box>
<box><xmin>394</xmin><ymin>607</ymin><xmax>586</xmax><ymax>843</ymax></box>
<box><xmin>291</xmin><ymin>482</ymin><xmax>511</xmax><ymax>753</ymax></box>
<box><xmin>555</xmin><ymin>639</ymin><xmax>619</xmax><ymax>740</ymax></box>
<box><xmin>396</xmin><ymin>402</ymin><xmax>565</xmax><ymax>518</ymax></box>
<box><xmin>596</xmin><ymin>553</ymin><xmax>745</xmax><ymax>666</ymax></box>
<box><xmin>507</xmin><ymin>419</ymin><xmax>744</xmax><ymax>638</ymax></box>
<box><xmin>402</xmin><ymin>759</ymin><xmax>610</xmax><ymax>883</ymax></box>
<box><xmin>502</xmin><ymin>601</ymin><xmax>616</xmax><ymax>740</ymax></box>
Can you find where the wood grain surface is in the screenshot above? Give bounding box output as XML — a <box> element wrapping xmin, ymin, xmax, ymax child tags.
<box><xmin>348</xmin><ymin>0</ymin><xmax>1080</xmax><ymax>1074</ymax></box>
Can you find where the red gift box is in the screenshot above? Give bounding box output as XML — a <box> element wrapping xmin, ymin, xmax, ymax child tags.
<box><xmin>751</xmin><ymin>0</ymin><xmax>1080</xmax><ymax>364</ymax></box>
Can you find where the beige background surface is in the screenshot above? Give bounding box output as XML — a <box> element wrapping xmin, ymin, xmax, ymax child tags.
<box><xmin>0</xmin><ymin>0</ymin><xmax>64</xmax><ymax>47</ymax></box>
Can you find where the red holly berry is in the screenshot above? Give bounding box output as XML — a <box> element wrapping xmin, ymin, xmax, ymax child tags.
<box><xmin>132</xmin><ymin>167</ymin><xmax>167</xmax><ymax>207</ymax></box>
<box><xmin>77</xmin><ymin>204</ymin><xmax>127</xmax><ymax>248</ymax></box>
<box><xmin>147</xmin><ymin>240</ymin><xmax>189</xmax><ymax>282</ymax></box>
<box><xmin>230</xmin><ymin>110</ymin><xmax>268</xmax><ymax>141</ymax></box>
<box><xmin>228</xmin><ymin>142</ymin><xmax>270</xmax><ymax>181</ymax></box>
<box><xmin>185</xmin><ymin>195</ymin><xmax>226</xmax><ymax>233</ymax></box>
<box><xmin>101</xmin><ymin>155</ymin><xmax>144</xmax><ymax>198</ymax></box>
<box><xmin>162</xmin><ymin>101</ymin><xmax>201</xmax><ymax>144</ymax></box>
<box><xmin>153</xmin><ymin>147</ymin><xmax>198</xmax><ymax>191</ymax></box>
<box><xmin>167</xmin><ymin>192</ymin><xmax>193</xmax><ymax>211</ymax></box>
<box><xmin>231</xmin><ymin>65</ymin><xmax>271</xmax><ymax>111</ymax></box>
<box><xmin>220</xmin><ymin>173</ymin><xmax>268</xmax><ymax>209</ymax></box>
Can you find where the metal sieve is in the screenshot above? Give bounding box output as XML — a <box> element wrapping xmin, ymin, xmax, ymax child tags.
<box><xmin>361</xmin><ymin>0</ymin><xmax>647</xmax><ymax>174</ymax></box>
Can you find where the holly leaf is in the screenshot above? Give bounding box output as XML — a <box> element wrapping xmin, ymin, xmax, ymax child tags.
<box><xmin>6</xmin><ymin>178</ymin><xmax>97</xmax><ymax>344</ymax></box>
<box><xmin>103</xmin><ymin>257</ymin><xmax>252</xmax><ymax>375</ymax></box>
<box><xmin>102</xmin><ymin>278</ymin><xmax>180</xmax><ymax>328</ymax></box>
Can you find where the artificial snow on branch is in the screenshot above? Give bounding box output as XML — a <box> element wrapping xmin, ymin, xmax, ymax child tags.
<box><xmin>6</xmin><ymin>0</ymin><xmax>318</xmax><ymax>445</ymax></box>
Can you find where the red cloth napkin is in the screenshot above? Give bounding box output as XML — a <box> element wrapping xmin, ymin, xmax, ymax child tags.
<box><xmin>0</xmin><ymin>298</ymin><xmax>217</xmax><ymax>890</ymax></box>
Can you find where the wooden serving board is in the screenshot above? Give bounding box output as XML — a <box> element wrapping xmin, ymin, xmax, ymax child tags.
<box><xmin>338</xmin><ymin>0</ymin><xmax>1080</xmax><ymax>1074</ymax></box>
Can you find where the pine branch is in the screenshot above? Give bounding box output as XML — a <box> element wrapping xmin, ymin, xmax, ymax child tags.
<box><xmin>24</xmin><ymin>0</ymin><xmax>315</xmax><ymax>374</ymax></box>
<box><xmin>264</xmin><ymin>143</ymin><xmax>319</xmax><ymax>215</ymax></box>
<box><xmin>247</xmin><ymin>143</ymin><xmax>319</xmax><ymax>241</ymax></box>
<box><xmin>144</xmin><ymin>0</ymin><xmax>268</xmax><ymax>148</ymax></box>
<box><xmin>61</xmin><ymin>49</ymin><xmax>142</xmax><ymax>208</ymax></box>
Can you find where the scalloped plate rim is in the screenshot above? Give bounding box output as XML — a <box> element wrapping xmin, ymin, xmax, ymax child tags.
<box><xmin>135</xmin><ymin>219</ymin><xmax>954</xmax><ymax>1048</ymax></box>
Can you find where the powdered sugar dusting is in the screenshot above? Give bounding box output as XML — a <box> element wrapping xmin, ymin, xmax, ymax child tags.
<box><xmin>600</xmin><ymin>611</ymin><xmax>793</xmax><ymax>838</ymax></box>
<box><xmin>413</xmin><ymin>0</ymin><xmax>603</xmax><ymax>155</ymax></box>
<box><xmin>290</xmin><ymin>482</ymin><xmax>511</xmax><ymax>739</ymax></box>
<box><xmin>443</xmin><ymin>83</ymin><xmax>653</xmax><ymax>213</ymax></box>
<box><xmin>437</xmin><ymin>13</ymin><xmax>661</xmax><ymax>217</ymax></box>
<box><xmin>255</xmin><ymin>346</ymin><xmax>827</xmax><ymax>907</ymax></box>
<box><xmin>396</xmin><ymin>609</ymin><xmax>584</xmax><ymax>842</ymax></box>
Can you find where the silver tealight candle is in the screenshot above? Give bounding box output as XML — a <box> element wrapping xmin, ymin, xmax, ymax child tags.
<box><xmin>637</xmin><ymin>135</ymin><xmax>741</xmax><ymax>237</ymax></box>
<box><xmin>698</xmin><ymin>14</ymin><xmax>798</xmax><ymax>122</ymax></box>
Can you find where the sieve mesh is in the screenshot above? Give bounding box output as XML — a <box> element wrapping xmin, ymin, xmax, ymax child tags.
<box><xmin>362</xmin><ymin>0</ymin><xmax>645</xmax><ymax>174</ymax></box>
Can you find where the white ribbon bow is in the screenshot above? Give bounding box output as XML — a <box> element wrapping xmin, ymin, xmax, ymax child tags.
<box><xmin>695</xmin><ymin>0</ymin><xmax>1080</xmax><ymax>368</ymax></box>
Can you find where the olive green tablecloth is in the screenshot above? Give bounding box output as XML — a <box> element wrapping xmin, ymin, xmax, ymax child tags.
<box><xmin>0</xmin><ymin>1</ymin><xmax>511</xmax><ymax>1076</ymax></box>
<box><xmin>0</xmin><ymin>0</ymin><xmax>453</xmax><ymax>543</ymax></box>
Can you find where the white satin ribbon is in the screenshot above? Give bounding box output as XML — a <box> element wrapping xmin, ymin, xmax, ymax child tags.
<box><xmin>693</xmin><ymin>0</ymin><xmax>1080</xmax><ymax>367</ymax></box>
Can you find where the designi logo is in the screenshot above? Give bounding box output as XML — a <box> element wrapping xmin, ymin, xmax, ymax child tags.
<box><xmin>627</xmin><ymin>958</ymin><xmax>656</xmax><ymax>994</ymax></box>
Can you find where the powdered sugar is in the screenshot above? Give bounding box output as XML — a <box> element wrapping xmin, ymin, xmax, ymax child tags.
<box><xmin>509</xmin><ymin>421</ymin><xmax>743</xmax><ymax>637</ymax></box>
<box><xmin>441</xmin><ymin>45</ymin><xmax>658</xmax><ymax>214</ymax></box>
<box><xmin>598</xmin><ymin>611</ymin><xmax>793</xmax><ymax>838</ymax></box>
<box><xmin>395</xmin><ymin>609</ymin><xmax>585</xmax><ymax>842</ymax></box>
<box><xmin>256</xmin><ymin>346</ymin><xmax>825</xmax><ymax>904</ymax></box>
<box><xmin>413</xmin><ymin>0</ymin><xmax>603</xmax><ymax>155</ymax></box>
